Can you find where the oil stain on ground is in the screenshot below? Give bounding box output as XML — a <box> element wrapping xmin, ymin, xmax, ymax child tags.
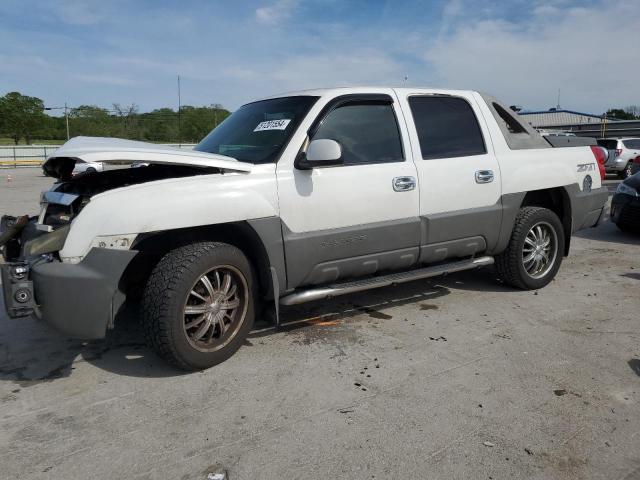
<box><xmin>420</xmin><ymin>303</ymin><xmax>439</xmax><ymax>311</ymax></box>
<box><xmin>353</xmin><ymin>305</ymin><xmax>393</xmax><ymax>320</ymax></box>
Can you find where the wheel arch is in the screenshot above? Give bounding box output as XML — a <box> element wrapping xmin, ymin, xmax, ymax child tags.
<box><xmin>121</xmin><ymin>219</ymin><xmax>285</xmax><ymax>300</ymax></box>
<box><xmin>496</xmin><ymin>187</ymin><xmax>572</xmax><ymax>257</ymax></box>
<box><xmin>520</xmin><ymin>187</ymin><xmax>572</xmax><ymax>256</ymax></box>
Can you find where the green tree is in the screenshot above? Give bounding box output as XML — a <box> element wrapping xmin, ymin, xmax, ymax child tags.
<box><xmin>0</xmin><ymin>91</ymin><xmax>47</xmax><ymax>144</ymax></box>
<box><xmin>180</xmin><ymin>105</ymin><xmax>229</xmax><ymax>143</ymax></box>
<box><xmin>606</xmin><ymin>108</ymin><xmax>637</xmax><ymax>120</ymax></box>
<box><xmin>69</xmin><ymin>105</ymin><xmax>114</xmax><ymax>137</ymax></box>
<box><xmin>112</xmin><ymin>103</ymin><xmax>140</xmax><ymax>139</ymax></box>
<box><xmin>140</xmin><ymin>108</ymin><xmax>179</xmax><ymax>142</ymax></box>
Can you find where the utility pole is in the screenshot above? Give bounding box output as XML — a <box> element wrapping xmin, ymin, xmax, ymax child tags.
<box><xmin>64</xmin><ymin>102</ymin><xmax>70</xmax><ymax>140</ymax></box>
<box><xmin>556</xmin><ymin>89</ymin><xmax>561</xmax><ymax>110</ymax></box>
<box><xmin>177</xmin><ymin>75</ymin><xmax>182</xmax><ymax>145</ymax></box>
<box><xmin>44</xmin><ymin>104</ymin><xmax>71</xmax><ymax>140</ymax></box>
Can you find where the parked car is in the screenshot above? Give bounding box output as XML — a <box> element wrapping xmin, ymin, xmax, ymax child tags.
<box><xmin>72</xmin><ymin>159</ymin><xmax>104</xmax><ymax>175</ymax></box>
<box><xmin>610</xmin><ymin>171</ymin><xmax>640</xmax><ymax>232</ymax></box>
<box><xmin>630</xmin><ymin>155</ymin><xmax>640</xmax><ymax>176</ymax></box>
<box><xmin>2</xmin><ymin>88</ymin><xmax>609</xmax><ymax>370</ymax></box>
<box><xmin>597</xmin><ymin>138</ymin><xmax>640</xmax><ymax>178</ymax></box>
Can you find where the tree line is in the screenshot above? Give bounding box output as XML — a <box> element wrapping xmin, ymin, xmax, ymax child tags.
<box><xmin>0</xmin><ymin>91</ymin><xmax>230</xmax><ymax>145</ymax></box>
<box><xmin>605</xmin><ymin>106</ymin><xmax>640</xmax><ymax>121</ymax></box>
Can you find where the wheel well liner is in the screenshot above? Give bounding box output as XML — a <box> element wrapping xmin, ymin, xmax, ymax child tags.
<box><xmin>520</xmin><ymin>187</ymin><xmax>572</xmax><ymax>256</ymax></box>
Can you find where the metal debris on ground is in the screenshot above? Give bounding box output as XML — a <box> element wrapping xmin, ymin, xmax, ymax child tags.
<box><xmin>207</xmin><ymin>472</ymin><xmax>227</xmax><ymax>480</ymax></box>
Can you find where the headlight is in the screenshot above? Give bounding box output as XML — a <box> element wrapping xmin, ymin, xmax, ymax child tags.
<box><xmin>90</xmin><ymin>234</ymin><xmax>137</xmax><ymax>250</ymax></box>
<box><xmin>616</xmin><ymin>183</ymin><xmax>638</xmax><ymax>197</ymax></box>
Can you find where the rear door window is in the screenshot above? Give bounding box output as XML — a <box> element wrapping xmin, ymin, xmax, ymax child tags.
<box><xmin>408</xmin><ymin>96</ymin><xmax>486</xmax><ymax>160</ymax></box>
<box><xmin>622</xmin><ymin>139</ymin><xmax>640</xmax><ymax>149</ymax></box>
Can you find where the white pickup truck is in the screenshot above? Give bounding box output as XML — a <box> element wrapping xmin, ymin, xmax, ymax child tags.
<box><xmin>1</xmin><ymin>87</ymin><xmax>608</xmax><ymax>370</ymax></box>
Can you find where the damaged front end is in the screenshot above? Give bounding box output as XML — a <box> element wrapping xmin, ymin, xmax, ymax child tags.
<box><xmin>0</xmin><ymin>215</ymin><xmax>48</xmax><ymax>318</ymax></box>
<box><xmin>1</xmin><ymin>162</ymin><xmax>221</xmax><ymax>330</ymax></box>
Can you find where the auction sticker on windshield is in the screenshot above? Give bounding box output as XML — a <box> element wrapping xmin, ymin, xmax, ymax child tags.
<box><xmin>254</xmin><ymin>119</ymin><xmax>291</xmax><ymax>131</ymax></box>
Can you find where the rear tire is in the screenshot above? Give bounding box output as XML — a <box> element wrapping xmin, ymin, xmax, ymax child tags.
<box><xmin>618</xmin><ymin>163</ymin><xmax>632</xmax><ymax>179</ymax></box>
<box><xmin>141</xmin><ymin>242</ymin><xmax>256</xmax><ymax>370</ymax></box>
<box><xmin>86</xmin><ymin>167</ymin><xmax>97</xmax><ymax>173</ymax></box>
<box><xmin>495</xmin><ymin>207</ymin><xmax>565</xmax><ymax>290</ymax></box>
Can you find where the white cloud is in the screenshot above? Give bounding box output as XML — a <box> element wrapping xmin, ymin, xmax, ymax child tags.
<box><xmin>439</xmin><ymin>0</ymin><xmax>464</xmax><ymax>35</ymax></box>
<box><xmin>255</xmin><ymin>0</ymin><xmax>298</xmax><ymax>26</ymax></box>
<box><xmin>267</xmin><ymin>51</ymin><xmax>403</xmax><ymax>90</ymax></box>
<box><xmin>424</xmin><ymin>0</ymin><xmax>640</xmax><ymax>113</ymax></box>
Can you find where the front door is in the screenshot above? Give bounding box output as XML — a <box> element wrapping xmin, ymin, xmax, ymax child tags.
<box><xmin>277</xmin><ymin>93</ymin><xmax>421</xmax><ymax>289</ymax></box>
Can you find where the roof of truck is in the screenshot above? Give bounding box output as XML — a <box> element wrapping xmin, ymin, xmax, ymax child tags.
<box><xmin>256</xmin><ymin>86</ymin><xmax>477</xmax><ymax>102</ymax></box>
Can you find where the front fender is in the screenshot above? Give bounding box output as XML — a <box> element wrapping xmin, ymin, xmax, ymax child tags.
<box><xmin>60</xmin><ymin>165</ymin><xmax>279</xmax><ymax>260</ymax></box>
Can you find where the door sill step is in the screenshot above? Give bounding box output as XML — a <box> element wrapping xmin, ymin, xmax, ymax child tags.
<box><xmin>279</xmin><ymin>256</ymin><xmax>494</xmax><ymax>306</ymax></box>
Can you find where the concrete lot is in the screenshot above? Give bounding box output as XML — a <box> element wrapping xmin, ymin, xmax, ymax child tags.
<box><xmin>0</xmin><ymin>168</ymin><xmax>639</xmax><ymax>480</ymax></box>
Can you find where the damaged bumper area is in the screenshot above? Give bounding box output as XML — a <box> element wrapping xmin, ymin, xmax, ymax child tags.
<box><xmin>2</xmin><ymin>248</ymin><xmax>137</xmax><ymax>339</ymax></box>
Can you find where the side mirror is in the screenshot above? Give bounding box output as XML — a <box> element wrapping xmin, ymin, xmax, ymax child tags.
<box><xmin>296</xmin><ymin>139</ymin><xmax>343</xmax><ymax>170</ymax></box>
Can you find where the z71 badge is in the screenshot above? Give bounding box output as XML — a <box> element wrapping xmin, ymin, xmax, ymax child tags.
<box><xmin>577</xmin><ymin>163</ymin><xmax>596</xmax><ymax>172</ymax></box>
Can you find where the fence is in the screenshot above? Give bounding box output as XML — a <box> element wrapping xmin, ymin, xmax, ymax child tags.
<box><xmin>0</xmin><ymin>144</ymin><xmax>197</xmax><ymax>168</ymax></box>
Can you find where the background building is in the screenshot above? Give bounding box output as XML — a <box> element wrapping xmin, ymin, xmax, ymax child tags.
<box><xmin>518</xmin><ymin>109</ymin><xmax>640</xmax><ymax>138</ymax></box>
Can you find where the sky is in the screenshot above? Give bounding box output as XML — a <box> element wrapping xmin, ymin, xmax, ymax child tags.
<box><xmin>0</xmin><ymin>0</ymin><xmax>638</xmax><ymax>114</ymax></box>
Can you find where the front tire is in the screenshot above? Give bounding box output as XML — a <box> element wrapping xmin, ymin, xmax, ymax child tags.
<box><xmin>141</xmin><ymin>242</ymin><xmax>256</xmax><ymax>370</ymax></box>
<box><xmin>495</xmin><ymin>207</ymin><xmax>565</xmax><ymax>290</ymax></box>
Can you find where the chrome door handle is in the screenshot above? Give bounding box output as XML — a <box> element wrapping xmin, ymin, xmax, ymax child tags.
<box><xmin>393</xmin><ymin>176</ymin><xmax>416</xmax><ymax>192</ymax></box>
<box><xmin>475</xmin><ymin>170</ymin><xmax>494</xmax><ymax>184</ymax></box>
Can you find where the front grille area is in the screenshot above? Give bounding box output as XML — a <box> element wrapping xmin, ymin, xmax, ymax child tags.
<box><xmin>619</xmin><ymin>202</ymin><xmax>640</xmax><ymax>226</ymax></box>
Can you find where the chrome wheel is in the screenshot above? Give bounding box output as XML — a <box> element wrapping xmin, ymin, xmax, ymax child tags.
<box><xmin>182</xmin><ymin>265</ymin><xmax>248</xmax><ymax>352</ymax></box>
<box><xmin>522</xmin><ymin>221</ymin><xmax>558</xmax><ymax>279</ymax></box>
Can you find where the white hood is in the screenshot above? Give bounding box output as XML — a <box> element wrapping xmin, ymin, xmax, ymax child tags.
<box><xmin>43</xmin><ymin>136</ymin><xmax>253</xmax><ymax>178</ymax></box>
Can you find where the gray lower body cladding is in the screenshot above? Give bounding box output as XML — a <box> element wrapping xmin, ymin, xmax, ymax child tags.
<box><xmin>10</xmin><ymin>248</ymin><xmax>138</xmax><ymax>339</ymax></box>
<box><xmin>495</xmin><ymin>184</ymin><xmax>608</xmax><ymax>254</ymax></box>
<box><xmin>282</xmin><ymin>213</ymin><xmax>497</xmax><ymax>290</ymax></box>
<box><xmin>282</xmin><ymin>218</ymin><xmax>421</xmax><ymax>289</ymax></box>
<box><xmin>279</xmin><ymin>185</ymin><xmax>608</xmax><ymax>290</ymax></box>
<box><xmin>568</xmin><ymin>185</ymin><xmax>609</xmax><ymax>232</ymax></box>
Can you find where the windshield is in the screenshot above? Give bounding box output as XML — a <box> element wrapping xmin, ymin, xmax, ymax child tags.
<box><xmin>194</xmin><ymin>96</ymin><xmax>319</xmax><ymax>164</ymax></box>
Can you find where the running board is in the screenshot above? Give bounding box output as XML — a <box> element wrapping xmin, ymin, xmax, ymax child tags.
<box><xmin>279</xmin><ymin>256</ymin><xmax>494</xmax><ymax>306</ymax></box>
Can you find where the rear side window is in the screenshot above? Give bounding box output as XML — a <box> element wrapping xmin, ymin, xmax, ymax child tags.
<box><xmin>408</xmin><ymin>96</ymin><xmax>486</xmax><ymax>160</ymax></box>
<box><xmin>598</xmin><ymin>139</ymin><xmax>619</xmax><ymax>149</ymax></box>
<box><xmin>492</xmin><ymin>103</ymin><xmax>527</xmax><ymax>134</ymax></box>
<box><xmin>622</xmin><ymin>139</ymin><xmax>640</xmax><ymax>149</ymax></box>
<box><xmin>312</xmin><ymin>102</ymin><xmax>403</xmax><ymax>165</ymax></box>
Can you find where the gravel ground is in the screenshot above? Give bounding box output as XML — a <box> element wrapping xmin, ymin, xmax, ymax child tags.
<box><xmin>0</xmin><ymin>168</ymin><xmax>638</xmax><ymax>480</ymax></box>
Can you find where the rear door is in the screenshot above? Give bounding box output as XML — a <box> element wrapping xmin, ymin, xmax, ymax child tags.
<box><xmin>397</xmin><ymin>92</ymin><xmax>502</xmax><ymax>263</ymax></box>
<box><xmin>276</xmin><ymin>93</ymin><xmax>421</xmax><ymax>289</ymax></box>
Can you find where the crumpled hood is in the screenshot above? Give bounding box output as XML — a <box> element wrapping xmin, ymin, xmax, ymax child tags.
<box><xmin>43</xmin><ymin>136</ymin><xmax>253</xmax><ymax>179</ymax></box>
